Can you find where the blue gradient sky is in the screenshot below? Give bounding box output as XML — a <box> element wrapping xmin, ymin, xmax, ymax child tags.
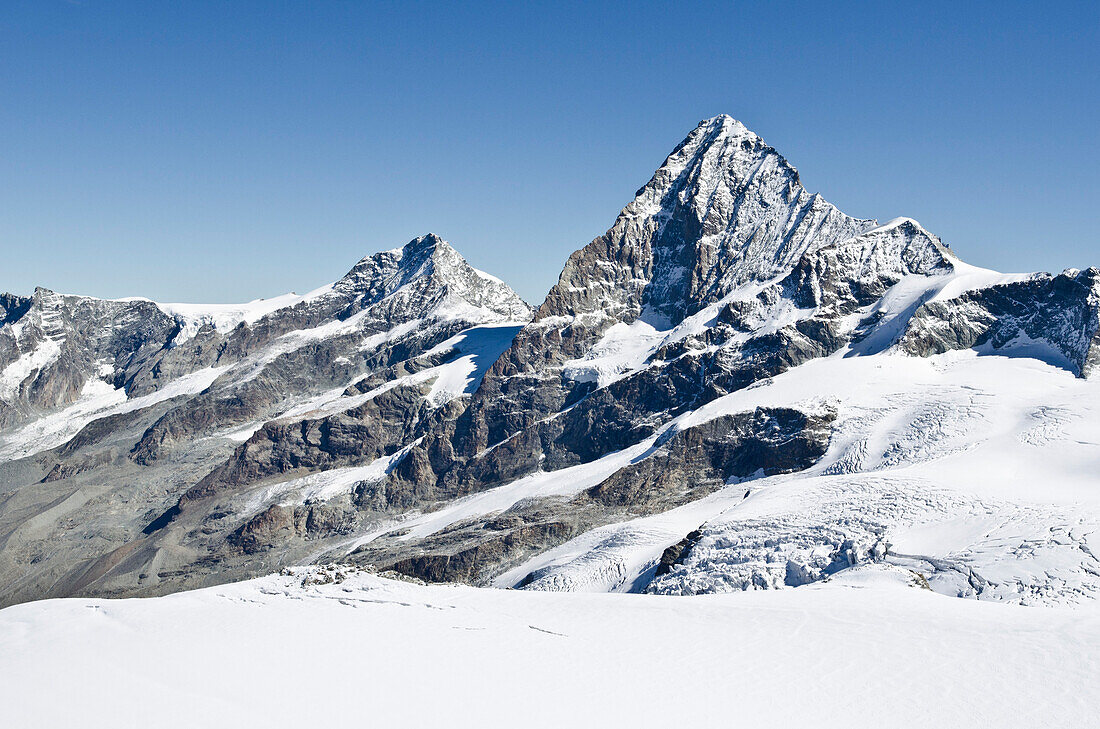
<box><xmin>2</xmin><ymin>1</ymin><xmax>1097</xmax><ymax>305</ymax></box>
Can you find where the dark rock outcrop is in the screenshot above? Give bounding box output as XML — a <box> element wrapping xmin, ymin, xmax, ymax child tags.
<box><xmin>583</xmin><ymin>407</ymin><xmax>834</xmax><ymax>509</ymax></box>
<box><xmin>901</xmin><ymin>267</ymin><xmax>1100</xmax><ymax>376</ymax></box>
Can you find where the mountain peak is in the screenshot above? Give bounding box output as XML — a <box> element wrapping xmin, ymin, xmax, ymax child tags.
<box><xmin>345</xmin><ymin>234</ymin><xmax>451</xmax><ymax>279</ymax></box>
<box><xmin>401</xmin><ymin>233</ymin><xmax>450</xmax><ymax>258</ymax></box>
<box><xmin>696</xmin><ymin>114</ymin><xmax>758</xmax><ymax>141</ymax></box>
<box><xmin>536</xmin><ymin>116</ymin><xmax>875</xmax><ymax>330</ymax></box>
<box><xmin>337</xmin><ymin>235</ymin><xmax>531</xmax><ymax>322</ymax></box>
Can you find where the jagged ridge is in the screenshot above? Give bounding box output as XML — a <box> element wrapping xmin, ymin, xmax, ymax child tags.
<box><xmin>1</xmin><ymin>115</ymin><xmax>1098</xmax><ymax>609</ymax></box>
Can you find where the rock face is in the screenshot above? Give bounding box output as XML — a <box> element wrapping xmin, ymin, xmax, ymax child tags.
<box><xmin>582</xmin><ymin>407</ymin><xmax>834</xmax><ymax>509</ymax></box>
<box><xmin>2</xmin><ymin>115</ymin><xmax>1099</xmax><ymax>607</ymax></box>
<box><xmin>0</xmin><ymin>235</ymin><xmax>531</xmax><ymax>605</ymax></box>
<box><xmin>377</xmin><ymin>132</ymin><xmax>961</xmax><ymax>507</ymax></box>
<box><xmin>351</xmin><ymin>404</ymin><xmax>835</xmax><ymax>586</ymax></box>
<box><xmin>0</xmin><ymin>289</ymin><xmax>180</xmax><ymax>429</ymax></box>
<box><xmin>900</xmin><ymin>267</ymin><xmax>1100</xmax><ymax>376</ymax></box>
<box><xmin>127</xmin><ymin>234</ymin><xmax>530</xmax><ymax>464</ymax></box>
<box><xmin>460</xmin><ymin>117</ymin><xmax>875</xmax><ymax>451</ymax></box>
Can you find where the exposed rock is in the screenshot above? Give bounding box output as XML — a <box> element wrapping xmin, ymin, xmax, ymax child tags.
<box><xmin>230</xmin><ymin>505</ymin><xmax>296</xmax><ymax>555</ymax></box>
<box><xmin>350</xmin><ymin>497</ymin><xmax>590</xmax><ymax>584</ymax></box>
<box><xmin>460</xmin><ymin>116</ymin><xmax>874</xmax><ymax>456</ymax></box>
<box><xmin>348</xmin><ymin>404</ymin><xmax>834</xmax><ymax>586</ymax></box>
<box><xmin>40</xmin><ymin>450</ymin><xmax>116</xmax><ymax>482</ymax></box>
<box><xmin>0</xmin><ymin>235</ymin><xmax>531</xmax><ymax>605</ymax></box>
<box><xmin>655</xmin><ymin>529</ymin><xmax>703</xmax><ymax>578</ymax></box>
<box><xmin>900</xmin><ymin>267</ymin><xmax>1100</xmax><ymax>376</ymax></box>
<box><xmin>582</xmin><ymin>407</ymin><xmax>835</xmax><ymax>510</ymax></box>
<box><xmin>181</xmin><ymin>382</ymin><xmax>433</xmax><ymax>506</ymax></box>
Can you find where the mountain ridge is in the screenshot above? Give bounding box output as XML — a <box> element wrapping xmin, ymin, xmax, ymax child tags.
<box><xmin>1</xmin><ymin>115</ymin><xmax>1098</xmax><ymax>608</ymax></box>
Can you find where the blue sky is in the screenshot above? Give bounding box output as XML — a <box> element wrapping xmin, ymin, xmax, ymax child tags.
<box><xmin>1</xmin><ymin>1</ymin><xmax>1097</xmax><ymax>304</ymax></box>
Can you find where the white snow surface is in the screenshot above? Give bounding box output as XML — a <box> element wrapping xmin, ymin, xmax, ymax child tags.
<box><xmin>0</xmin><ymin>366</ymin><xmax>226</xmax><ymax>461</ymax></box>
<box><xmin>0</xmin><ymin>565</ymin><xmax>1096</xmax><ymax>729</ymax></box>
<box><xmin>2</xmin><ymin>125</ymin><xmax>1098</xmax><ymax>725</ymax></box>
<box><xmin>501</xmin><ymin>351</ymin><xmax>1100</xmax><ymax>604</ymax></box>
<box><xmin>0</xmin><ymin>338</ymin><xmax>61</xmax><ymax>399</ymax></box>
<box><xmin>115</xmin><ymin>281</ymin><xmax>338</xmax><ymax>343</ymax></box>
<box><xmin>562</xmin><ymin>251</ymin><xmax>1030</xmax><ymax>392</ymax></box>
<box><xmin>324</xmin><ymin>346</ymin><xmax>1100</xmax><ymax>606</ymax></box>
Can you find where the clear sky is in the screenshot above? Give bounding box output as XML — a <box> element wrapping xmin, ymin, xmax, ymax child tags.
<box><xmin>2</xmin><ymin>1</ymin><xmax>1097</xmax><ymax>305</ymax></box>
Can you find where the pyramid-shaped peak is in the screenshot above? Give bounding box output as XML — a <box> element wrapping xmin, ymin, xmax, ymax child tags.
<box><xmin>336</xmin><ymin>235</ymin><xmax>532</xmax><ymax>322</ymax></box>
<box><xmin>401</xmin><ymin>233</ymin><xmax>452</xmax><ymax>257</ymax></box>
<box><xmin>346</xmin><ymin>233</ymin><xmax>455</xmax><ymax>276</ymax></box>
<box><xmin>391</xmin><ymin>233</ymin><xmax>474</xmax><ymax>279</ymax></box>
<box><xmin>672</xmin><ymin>115</ymin><xmax>765</xmax><ymax>164</ymax></box>
<box><xmin>625</xmin><ymin>115</ymin><xmax>787</xmax><ymax>219</ymax></box>
<box><xmin>536</xmin><ymin>115</ymin><xmax>878</xmax><ymax>328</ymax></box>
<box><xmin>698</xmin><ymin>114</ymin><xmax>758</xmax><ymax>138</ymax></box>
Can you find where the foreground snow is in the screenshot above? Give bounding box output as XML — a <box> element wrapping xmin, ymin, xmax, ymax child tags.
<box><xmin>1</xmin><ymin>566</ymin><xmax>1097</xmax><ymax>728</ymax></box>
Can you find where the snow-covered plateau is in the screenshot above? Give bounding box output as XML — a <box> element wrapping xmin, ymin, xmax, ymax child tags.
<box><xmin>1</xmin><ymin>565</ymin><xmax>1097</xmax><ymax>729</ymax></box>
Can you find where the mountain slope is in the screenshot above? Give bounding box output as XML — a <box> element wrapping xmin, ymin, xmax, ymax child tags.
<box><xmin>0</xmin><ymin>235</ymin><xmax>531</xmax><ymax>605</ymax></box>
<box><xmin>334</xmin><ymin>117</ymin><xmax>1100</xmax><ymax>599</ymax></box>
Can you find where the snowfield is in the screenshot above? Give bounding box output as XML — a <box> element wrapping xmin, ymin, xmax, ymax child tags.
<box><xmin>307</xmin><ymin>348</ymin><xmax>1100</xmax><ymax>607</ymax></box>
<box><xmin>0</xmin><ymin>365</ymin><xmax>229</xmax><ymax>461</ymax></box>
<box><xmin>0</xmin><ymin>566</ymin><xmax>1097</xmax><ymax>729</ymax></box>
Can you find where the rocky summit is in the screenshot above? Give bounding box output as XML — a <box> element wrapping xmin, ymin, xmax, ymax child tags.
<box><xmin>2</xmin><ymin>115</ymin><xmax>1099</xmax><ymax>607</ymax></box>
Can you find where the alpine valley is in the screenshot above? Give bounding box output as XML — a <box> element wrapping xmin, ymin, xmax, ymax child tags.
<box><xmin>2</xmin><ymin>116</ymin><xmax>1100</xmax><ymax>726</ymax></box>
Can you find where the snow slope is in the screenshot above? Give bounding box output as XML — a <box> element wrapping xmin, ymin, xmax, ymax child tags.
<box><xmin>494</xmin><ymin>351</ymin><xmax>1100</xmax><ymax>603</ymax></box>
<box><xmin>316</xmin><ymin>345</ymin><xmax>1100</xmax><ymax>606</ymax></box>
<box><xmin>0</xmin><ymin>566</ymin><xmax>1096</xmax><ymax>729</ymax></box>
<box><xmin>0</xmin><ymin>365</ymin><xmax>227</xmax><ymax>460</ymax></box>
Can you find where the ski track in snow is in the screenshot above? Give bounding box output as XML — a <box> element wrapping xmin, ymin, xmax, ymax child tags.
<box><xmin>1</xmin><ymin>566</ymin><xmax>1097</xmax><ymax>729</ymax></box>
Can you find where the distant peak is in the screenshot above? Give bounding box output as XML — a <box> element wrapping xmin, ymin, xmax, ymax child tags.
<box><xmin>699</xmin><ymin>114</ymin><xmax>755</xmax><ymax>136</ymax></box>
<box><xmin>403</xmin><ymin>233</ymin><xmax>450</xmax><ymax>255</ymax></box>
<box><xmin>350</xmin><ymin>234</ymin><xmax>454</xmax><ymax>272</ymax></box>
<box><xmin>334</xmin><ymin>235</ymin><xmax>531</xmax><ymax>319</ymax></box>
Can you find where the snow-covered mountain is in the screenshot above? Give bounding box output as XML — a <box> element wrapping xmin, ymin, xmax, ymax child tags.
<box><xmin>1</xmin><ymin>116</ymin><xmax>1098</xmax><ymax>612</ymax></box>
<box><xmin>0</xmin><ymin>235</ymin><xmax>532</xmax><ymax>603</ymax></box>
<box><xmin>342</xmin><ymin>117</ymin><xmax>1099</xmax><ymax>605</ymax></box>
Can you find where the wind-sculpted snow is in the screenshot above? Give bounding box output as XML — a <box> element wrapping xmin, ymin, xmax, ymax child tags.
<box><xmin>3</xmin><ymin>566</ymin><xmax>1099</xmax><ymax>729</ymax></box>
